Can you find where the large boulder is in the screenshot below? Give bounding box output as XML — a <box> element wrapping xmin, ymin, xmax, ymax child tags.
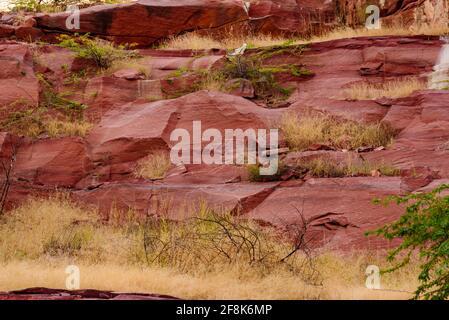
<box><xmin>85</xmin><ymin>90</ymin><xmax>274</xmax><ymax>181</ymax></box>
<box><xmin>34</xmin><ymin>0</ymin><xmax>248</xmax><ymax>46</ymax></box>
<box><xmin>0</xmin><ymin>42</ymin><xmax>39</xmax><ymax>107</ymax></box>
<box><xmin>366</xmin><ymin>91</ymin><xmax>449</xmax><ymax>178</ymax></box>
<box><xmin>74</xmin><ymin>181</ymin><xmax>279</xmax><ymax>219</ymax></box>
<box><xmin>14</xmin><ymin>137</ymin><xmax>92</xmax><ymax>188</ymax></box>
<box><xmin>248</xmin><ymin>0</ymin><xmax>337</xmax><ymax>36</ymax></box>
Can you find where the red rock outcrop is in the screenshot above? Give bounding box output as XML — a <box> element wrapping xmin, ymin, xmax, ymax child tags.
<box><xmin>2</xmin><ymin>1</ymin><xmax>447</xmax><ymax>46</ymax></box>
<box><xmin>73</xmin><ymin>181</ymin><xmax>279</xmax><ymax>218</ymax></box>
<box><xmin>34</xmin><ymin>0</ymin><xmax>248</xmax><ymax>46</ymax></box>
<box><xmin>0</xmin><ymin>41</ymin><xmax>39</xmax><ymax>107</ymax></box>
<box><xmin>0</xmin><ymin>34</ymin><xmax>448</xmax><ymax>251</ymax></box>
<box><xmin>83</xmin><ymin>90</ymin><xmax>274</xmax><ymax>184</ymax></box>
<box><xmin>247</xmin><ymin>177</ymin><xmax>405</xmax><ymax>250</ymax></box>
<box><xmin>14</xmin><ymin>137</ymin><xmax>92</xmax><ymax>188</ymax></box>
<box><xmin>0</xmin><ymin>287</ymin><xmax>178</xmax><ymax>300</ymax></box>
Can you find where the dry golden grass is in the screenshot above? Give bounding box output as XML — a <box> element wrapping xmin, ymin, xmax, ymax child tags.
<box><xmin>106</xmin><ymin>58</ymin><xmax>151</xmax><ymax>78</ymax></box>
<box><xmin>160</xmin><ymin>32</ymin><xmax>290</xmax><ymax>50</ymax></box>
<box><xmin>45</xmin><ymin>120</ymin><xmax>93</xmax><ymax>138</ymax></box>
<box><xmin>160</xmin><ymin>24</ymin><xmax>449</xmax><ymax>51</ymax></box>
<box><xmin>0</xmin><ymin>258</ymin><xmax>418</xmax><ymax>300</ymax></box>
<box><xmin>295</xmin><ymin>157</ymin><xmax>399</xmax><ymax>178</ymax></box>
<box><xmin>134</xmin><ymin>151</ymin><xmax>171</xmax><ymax>180</ymax></box>
<box><xmin>344</xmin><ymin>78</ymin><xmax>426</xmax><ymax>100</ymax></box>
<box><xmin>301</xmin><ymin>25</ymin><xmax>449</xmax><ymax>44</ymax></box>
<box><xmin>0</xmin><ymin>196</ymin><xmax>420</xmax><ymax>299</ymax></box>
<box><xmin>280</xmin><ymin>112</ymin><xmax>395</xmax><ymax>151</ymax></box>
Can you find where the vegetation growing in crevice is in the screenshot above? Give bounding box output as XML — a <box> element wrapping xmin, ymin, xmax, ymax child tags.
<box><xmin>134</xmin><ymin>151</ymin><xmax>172</xmax><ymax>180</ymax></box>
<box><xmin>58</xmin><ymin>33</ymin><xmax>139</xmax><ymax>70</ymax></box>
<box><xmin>1</xmin><ymin>73</ymin><xmax>92</xmax><ymax>138</ymax></box>
<box><xmin>246</xmin><ymin>162</ymin><xmax>287</xmax><ymax>182</ymax></box>
<box><xmin>292</xmin><ymin>157</ymin><xmax>400</xmax><ymax>178</ymax></box>
<box><xmin>280</xmin><ymin>112</ymin><xmax>396</xmax><ymax>151</ymax></box>
<box><xmin>194</xmin><ymin>53</ymin><xmax>311</xmax><ymax>107</ymax></box>
<box><xmin>344</xmin><ymin>77</ymin><xmax>426</xmax><ymax>100</ymax></box>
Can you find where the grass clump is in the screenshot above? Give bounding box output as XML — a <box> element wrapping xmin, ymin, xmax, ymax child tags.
<box><xmin>295</xmin><ymin>157</ymin><xmax>400</xmax><ymax>178</ymax></box>
<box><xmin>160</xmin><ymin>32</ymin><xmax>291</xmax><ymax>50</ymax></box>
<box><xmin>58</xmin><ymin>33</ymin><xmax>139</xmax><ymax>70</ymax></box>
<box><xmin>1</xmin><ymin>108</ymin><xmax>46</xmax><ymax>138</ymax></box>
<box><xmin>345</xmin><ymin>78</ymin><xmax>426</xmax><ymax>100</ymax></box>
<box><xmin>246</xmin><ymin>163</ymin><xmax>287</xmax><ymax>182</ymax></box>
<box><xmin>45</xmin><ymin>119</ymin><xmax>93</xmax><ymax>138</ymax></box>
<box><xmin>280</xmin><ymin>112</ymin><xmax>396</xmax><ymax>151</ymax></box>
<box><xmin>0</xmin><ymin>195</ymin><xmax>96</xmax><ymax>260</ymax></box>
<box><xmin>134</xmin><ymin>151</ymin><xmax>172</xmax><ymax>180</ymax></box>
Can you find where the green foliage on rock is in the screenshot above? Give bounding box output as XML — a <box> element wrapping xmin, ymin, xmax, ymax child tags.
<box><xmin>58</xmin><ymin>33</ymin><xmax>139</xmax><ymax>70</ymax></box>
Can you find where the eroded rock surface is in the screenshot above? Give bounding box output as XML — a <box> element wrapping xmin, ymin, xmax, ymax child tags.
<box><xmin>0</xmin><ymin>287</ymin><xmax>179</xmax><ymax>300</ymax></box>
<box><xmin>0</xmin><ymin>33</ymin><xmax>448</xmax><ymax>251</ymax></box>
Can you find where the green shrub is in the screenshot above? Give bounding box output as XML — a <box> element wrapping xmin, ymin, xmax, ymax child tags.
<box><xmin>58</xmin><ymin>33</ymin><xmax>139</xmax><ymax>69</ymax></box>
<box><xmin>247</xmin><ymin>163</ymin><xmax>286</xmax><ymax>182</ymax></box>
<box><xmin>368</xmin><ymin>184</ymin><xmax>449</xmax><ymax>300</ymax></box>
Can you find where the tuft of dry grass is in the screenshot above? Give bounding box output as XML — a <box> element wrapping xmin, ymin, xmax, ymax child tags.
<box><xmin>295</xmin><ymin>157</ymin><xmax>400</xmax><ymax>178</ymax></box>
<box><xmin>134</xmin><ymin>151</ymin><xmax>172</xmax><ymax>180</ymax></box>
<box><xmin>344</xmin><ymin>78</ymin><xmax>426</xmax><ymax>100</ymax></box>
<box><xmin>280</xmin><ymin>113</ymin><xmax>396</xmax><ymax>151</ymax></box>
<box><xmin>45</xmin><ymin>120</ymin><xmax>93</xmax><ymax>138</ymax></box>
<box><xmin>160</xmin><ymin>32</ymin><xmax>290</xmax><ymax>50</ymax></box>
<box><xmin>0</xmin><ymin>196</ymin><xmax>420</xmax><ymax>299</ymax></box>
<box><xmin>106</xmin><ymin>58</ymin><xmax>151</xmax><ymax>78</ymax></box>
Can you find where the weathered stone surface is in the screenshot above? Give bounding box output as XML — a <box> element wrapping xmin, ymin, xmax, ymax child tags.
<box><xmin>0</xmin><ymin>32</ymin><xmax>448</xmax><ymax>253</ymax></box>
<box><xmin>0</xmin><ymin>42</ymin><xmax>39</xmax><ymax>107</ymax></box>
<box><xmin>0</xmin><ymin>287</ymin><xmax>178</xmax><ymax>300</ymax></box>
<box><xmin>0</xmin><ymin>24</ymin><xmax>15</xmax><ymax>37</ymax></box>
<box><xmin>365</xmin><ymin>91</ymin><xmax>449</xmax><ymax>178</ymax></box>
<box><xmin>34</xmin><ymin>0</ymin><xmax>248</xmax><ymax>46</ymax></box>
<box><xmin>248</xmin><ymin>0</ymin><xmax>336</xmax><ymax>36</ymax></box>
<box><xmin>247</xmin><ymin>177</ymin><xmax>405</xmax><ymax>250</ymax></box>
<box><xmin>86</xmin><ymin>90</ymin><xmax>273</xmax><ymax>170</ymax></box>
<box><xmin>74</xmin><ymin>181</ymin><xmax>279</xmax><ymax>218</ymax></box>
<box><xmin>14</xmin><ymin>138</ymin><xmax>92</xmax><ymax>188</ymax></box>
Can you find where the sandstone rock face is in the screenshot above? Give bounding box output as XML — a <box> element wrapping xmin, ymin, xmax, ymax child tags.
<box><xmin>247</xmin><ymin>177</ymin><xmax>405</xmax><ymax>250</ymax></box>
<box><xmin>34</xmin><ymin>0</ymin><xmax>248</xmax><ymax>46</ymax></box>
<box><xmin>365</xmin><ymin>91</ymin><xmax>449</xmax><ymax>177</ymax></box>
<box><xmin>86</xmin><ymin>90</ymin><xmax>273</xmax><ymax>169</ymax></box>
<box><xmin>1</xmin><ymin>33</ymin><xmax>448</xmax><ymax>251</ymax></box>
<box><xmin>74</xmin><ymin>181</ymin><xmax>279</xmax><ymax>218</ymax></box>
<box><xmin>248</xmin><ymin>0</ymin><xmax>337</xmax><ymax>36</ymax></box>
<box><xmin>2</xmin><ymin>1</ymin><xmax>448</xmax><ymax>46</ymax></box>
<box><xmin>0</xmin><ymin>42</ymin><xmax>38</xmax><ymax>107</ymax></box>
<box><xmin>14</xmin><ymin>138</ymin><xmax>92</xmax><ymax>188</ymax></box>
